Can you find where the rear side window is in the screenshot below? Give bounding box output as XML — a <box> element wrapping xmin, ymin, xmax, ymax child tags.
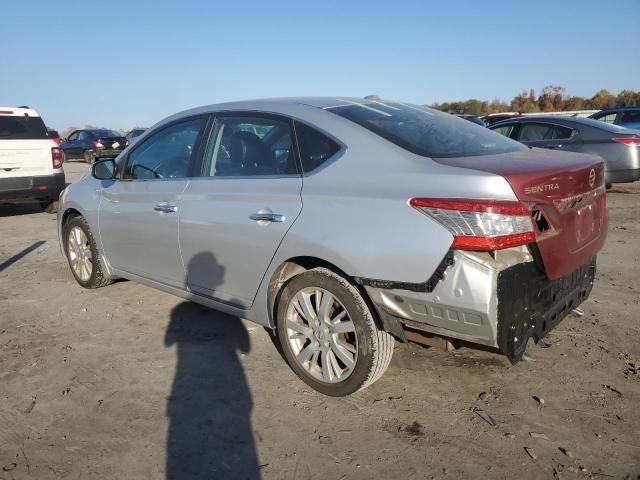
<box><xmin>124</xmin><ymin>118</ymin><xmax>205</xmax><ymax>180</ymax></box>
<box><xmin>519</xmin><ymin>123</ymin><xmax>554</xmax><ymax>141</ymax></box>
<box><xmin>620</xmin><ymin>110</ymin><xmax>640</xmax><ymax>124</ymax></box>
<box><xmin>327</xmin><ymin>101</ymin><xmax>525</xmax><ymax>158</ymax></box>
<box><xmin>295</xmin><ymin>122</ymin><xmax>340</xmax><ymax>172</ymax></box>
<box><xmin>0</xmin><ymin>115</ymin><xmax>48</xmax><ymax>140</ymax></box>
<box><xmin>554</xmin><ymin>125</ymin><xmax>574</xmax><ymax>139</ymax></box>
<box><xmin>593</xmin><ymin>112</ymin><xmax>616</xmax><ymax>124</ymax></box>
<box><xmin>203</xmin><ymin>115</ymin><xmax>297</xmax><ymax>177</ymax></box>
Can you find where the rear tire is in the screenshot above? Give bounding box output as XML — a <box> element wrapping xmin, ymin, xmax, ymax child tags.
<box><xmin>40</xmin><ymin>200</ymin><xmax>58</xmax><ymax>214</ymax></box>
<box><xmin>63</xmin><ymin>216</ymin><xmax>113</xmax><ymax>289</ymax></box>
<box><xmin>276</xmin><ymin>267</ymin><xmax>394</xmax><ymax>396</ymax></box>
<box><xmin>84</xmin><ymin>150</ymin><xmax>96</xmax><ymax>164</ymax></box>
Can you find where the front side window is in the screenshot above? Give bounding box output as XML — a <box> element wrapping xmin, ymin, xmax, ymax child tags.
<box><xmin>124</xmin><ymin>118</ymin><xmax>205</xmax><ymax>180</ymax></box>
<box><xmin>518</xmin><ymin>123</ymin><xmax>555</xmax><ymax>142</ymax></box>
<box><xmin>203</xmin><ymin>116</ymin><xmax>297</xmax><ymax>177</ymax></box>
<box><xmin>327</xmin><ymin>101</ymin><xmax>526</xmax><ymax>158</ymax></box>
<box><xmin>77</xmin><ymin>131</ymin><xmax>89</xmax><ymax>141</ymax></box>
<box><xmin>67</xmin><ymin>131</ymin><xmax>78</xmax><ymax>141</ymax></box>
<box><xmin>492</xmin><ymin>124</ymin><xmax>515</xmax><ymax>138</ymax></box>
<box><xmin>295</xmin><ymin>121</ymin><xmax>341</xmax><ymax>172</ymax></box>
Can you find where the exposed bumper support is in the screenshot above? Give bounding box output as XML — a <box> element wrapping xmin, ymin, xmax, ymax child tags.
<box><xmin>362</xmin><ymin>248</ymin><xmax>596</xmax><ymax>362</ymax></box>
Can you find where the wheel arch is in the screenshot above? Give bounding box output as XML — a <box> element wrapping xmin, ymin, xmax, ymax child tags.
<box><xmin>264</xmin><ymin>256</ymin><xmax>405</xmax><ymax>340</ymax></box>
<box><xmin>266</xmin><ymin>257</ymin><xmax>353</xmax><ymax>328</ymax></box>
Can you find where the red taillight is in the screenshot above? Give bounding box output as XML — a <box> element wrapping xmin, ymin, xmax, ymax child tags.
<box><xmin>409</xmin><ymin>198</ymin><xmax>535</xmax><ymax>251</ymax></box>
<box><xmin>92</xmin><ymin>139</ymin><xmax>104</xmax><ymax>148</ymax></box>
<box><xmin>52</xmin><ymin>137</ymin><xmax>62</xmax><ymax>145</ymax></box>
<box><xmin>52</xmin><ymin>147</ymin><xmax>64</xmax><ymax>169</ymax></box>
<box><xmin>612</xmin><ymin>137</ymin><xmax>640</xmax><ymax>147</ymax></box>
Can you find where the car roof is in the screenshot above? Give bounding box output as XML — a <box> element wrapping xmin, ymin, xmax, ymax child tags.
<box><xmin>154</xmin><ymin>97</ymin><xmax>425</xmax><ymax>132</ymax></box>
<box><xmin>167</xmin><ymin>96</ymin><xmax>412</xmax><ymax>118</ymax></box>
<box><xmin>0</xmin><ymin>106</ymin><xmax>41</xmax><ymax>117</ymax></box>
<box><xmin>596</xmin><ymin>106</ymin><xmax>640</xmax><ymax>113</ymax></box>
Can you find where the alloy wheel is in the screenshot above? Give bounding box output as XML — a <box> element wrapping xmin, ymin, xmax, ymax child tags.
<box><xmin>285</xmin><ymin>287</ymin><xmax>358</xmax><ymax>383</ymax></box>
<box><xmin>67</xmin><ymin>226</ymin><xmax>93</xmax><ymax>282</ymax></box>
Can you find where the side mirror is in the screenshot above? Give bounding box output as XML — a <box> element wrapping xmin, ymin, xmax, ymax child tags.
<box><xmin>92</xmin><ymin>158</ymin><xmax>117</xmax><ymax>180</ymax></box>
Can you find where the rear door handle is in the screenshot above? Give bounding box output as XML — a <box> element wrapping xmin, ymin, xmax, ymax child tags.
<box><xmin>154</xmin><ymin>203</ymin><xmax>177</xmax><ymax>213</ymax></box>
<box><xmin>250</xmin><ymin>212</ymin><xmax>285</xmax><ymax>223</ymax></box>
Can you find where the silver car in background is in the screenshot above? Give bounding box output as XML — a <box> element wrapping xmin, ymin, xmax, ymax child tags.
<box><xmin>490</xmin><ymin>116</ymin><xmax>640</xmax><ymax>185</ymax></box>
<box><xmin>57</xmin><ymin>98</ymin><xmax>607</xmax><ymax>396</ymax></box>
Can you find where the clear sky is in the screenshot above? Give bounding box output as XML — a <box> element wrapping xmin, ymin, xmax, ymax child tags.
<box><xmin>2</xmin><ymin>0</ymin><xmax>638</xmax><ymax>131</ymax></box>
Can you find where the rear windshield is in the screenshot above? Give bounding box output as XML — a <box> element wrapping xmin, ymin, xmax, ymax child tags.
<box><xmin>575</xmin><ymin>118</ymin><xmax>629</xmax><ymax>132</ymax></box>
<box><xmin>92</xmin><ymin>129</ymin><xmax>120</xmax><ymax>138</ymax></box>
<box><xmin>0</xmin><ymin>115</ymin><xmax>48</xmax><ymax>140</ymax></box>
<box><xmin>327</xmin><ymin>101</ymin><xmax>526</xmax><ymax>158</ymax></box>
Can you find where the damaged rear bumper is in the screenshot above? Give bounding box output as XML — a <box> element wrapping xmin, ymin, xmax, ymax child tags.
<box><xmin>359</xmin><ymin>248</ymin><xmax>596</xmax><ymax>362</ymax></box>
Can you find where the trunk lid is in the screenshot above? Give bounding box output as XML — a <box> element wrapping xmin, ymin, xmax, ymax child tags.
<box><xmin>434</xmin><ymin>148</ymin><xmax>608</xmax><ymax>280</ymax></box>
<box><xmin>0</xmin><ymin>139</ymin><xmax>56</xmax><ymax>177</ymax></box>
<box><xmin>97</xmin><ymin>136</ymin><xmax>127</xmax><ymax>150</ymax></box>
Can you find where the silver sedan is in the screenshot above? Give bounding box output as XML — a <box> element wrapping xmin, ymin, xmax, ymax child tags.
<box><xmin>58</xmin><ymin>98</ymin><xmax>607</xmax><ymax>396</ymax></box>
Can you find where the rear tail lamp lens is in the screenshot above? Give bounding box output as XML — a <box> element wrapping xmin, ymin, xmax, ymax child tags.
<box><xmin>410</xmin><ymin>198</ymin><xmax>535</xmax><ymax>251</ymax></box>
<box><xmin>52</xmin><ymin>147</ymin><xmax>64</xmax><ymax>169</ymax></box>
<box><xmin>612</xmin><ymin>137</ymin><xmax>640</xmax><ymax>147</ymax></box>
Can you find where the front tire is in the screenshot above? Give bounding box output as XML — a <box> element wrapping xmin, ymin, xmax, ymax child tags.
<box><xmin>63</xmin><ymin>216</ymin><xmax>112</xmax><ymax>289</ymax></box>
<box><xmin>40</xmin><ymin>200</ymin><xmax>58</xmax><ymax>214</ymax></box>
<box><xmin>276</xmin><ymin>267</ymin><xmax>394</xmax><ymax>396</ymax></box>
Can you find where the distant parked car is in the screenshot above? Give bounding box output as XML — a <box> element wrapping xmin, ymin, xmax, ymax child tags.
<box><xmin>126</xmin><ymin>128</ymin><xmax>146</xmax><ymax>142</ymax></box>
<box><xmin>589</xmin><ymin>107</ymin><xmax>640</xmax><ymax>129</ymax></box>
<box><xmin>490</xmin><ymin>116</ymin><xmax>640</xmax><ymax>185</ymax></box>
<box><xmin>482</xmin><ymin>113</ymin><xmax>521</xmax><ymax>126</ymax></box>
<box><xmin>47</xmin><ymin>128</ymin><xmax>62</xmax><ymax>145</ymax></box>
<box><xmin>453</xmin><ymin>114</ymin><xmax>486</xmax><ymax>126</ymax></box>
<box><xmin>60</xmin><ymin>129</ymin><xmax>127</xmax><ymax>164</ymax></box>
<box><xmin>58</xmin><ymin>97</ymin><xmax>607</xmax><ymax>396</ymax></box>
<box><xmin>0</xmin><ymin>106</ymin><xmax>65</xmax><ymax>212</ymax></box>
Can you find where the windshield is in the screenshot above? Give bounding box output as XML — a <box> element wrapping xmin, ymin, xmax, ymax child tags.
<box><xmin>0</xmin><ymin>115</ymin><xmax>48</xmax><ymax>139</ymax></box>
<box><xmin>327</xmin><ymin>101</ymin><xmax>526</xmax><ymax>158</ymax></box>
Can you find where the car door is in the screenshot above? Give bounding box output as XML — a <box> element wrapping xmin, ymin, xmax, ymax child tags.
<box><xmin>62</xmin><ymin>131</ymin><xmax>80</xmax><ymax>159</ymax></box>
<box><xmin>76</xmin><ymin>131</ymin><xmax>91</xmax><ymax>155</ymax></box>
<box><xmin>99</xmin><ymin>116</ymin><xmax>208</xmax><ymax>288</ymax></box>
<box><xmin>179</xmin><ymin>113</ymin><xmax>303</xmax><ymax>308</ymax></box>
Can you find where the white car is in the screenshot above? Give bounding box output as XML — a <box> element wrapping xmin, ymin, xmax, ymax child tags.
<box><xmin>0</xmin><ymin>106</ymin><xmax>65</xmax><ymax>212</ymax></box>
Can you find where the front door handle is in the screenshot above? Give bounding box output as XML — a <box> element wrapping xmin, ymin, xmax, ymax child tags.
<box><xmin>250</xmin><ymin>212</ymin><xmax>285</xmax><ymax>223</ymax></box>
<box><xmin>154</xmin><ymin>203</ymin><xmax>177</xmax><ymax>213</ymax></box>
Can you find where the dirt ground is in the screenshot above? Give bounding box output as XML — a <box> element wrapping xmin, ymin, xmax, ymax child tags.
<box><xmin>1</xmin><ymin>161</ymin><xmax>639</xmax><ymax>480</ymax></box>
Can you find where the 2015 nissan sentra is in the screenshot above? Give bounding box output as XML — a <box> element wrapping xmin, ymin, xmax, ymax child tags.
<box><xmin>57</xmin><ymin>98</ymin><xmax>607</xmax><ymax>396</ymax></box>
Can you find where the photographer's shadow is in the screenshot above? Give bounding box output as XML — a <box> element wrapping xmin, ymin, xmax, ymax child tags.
<box><xmin>165</xmin><ymin>252</ymin><xmax>259</xmax><ymax>479</ymax></box>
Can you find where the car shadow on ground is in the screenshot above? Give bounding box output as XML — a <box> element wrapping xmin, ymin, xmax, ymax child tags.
<box><xmin>0</xmin><ymin>202</ymin><xmax>45</xmax><ymax>217</ymax></box>
<box><xmin>0</xmin><ymin>240</ymin><xmax>46</xmax><ymax>272</ymax></box>
<box><xmin>164</xmin><ymin>252</ymin><xmax>260</xmax><ymax>479</ymax></box>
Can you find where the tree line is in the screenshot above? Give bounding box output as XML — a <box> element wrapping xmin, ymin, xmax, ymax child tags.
<box><xmin>429</xmin><ymin>87</ymin><xmax>640</xmax><ymax>116</ymax></box>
